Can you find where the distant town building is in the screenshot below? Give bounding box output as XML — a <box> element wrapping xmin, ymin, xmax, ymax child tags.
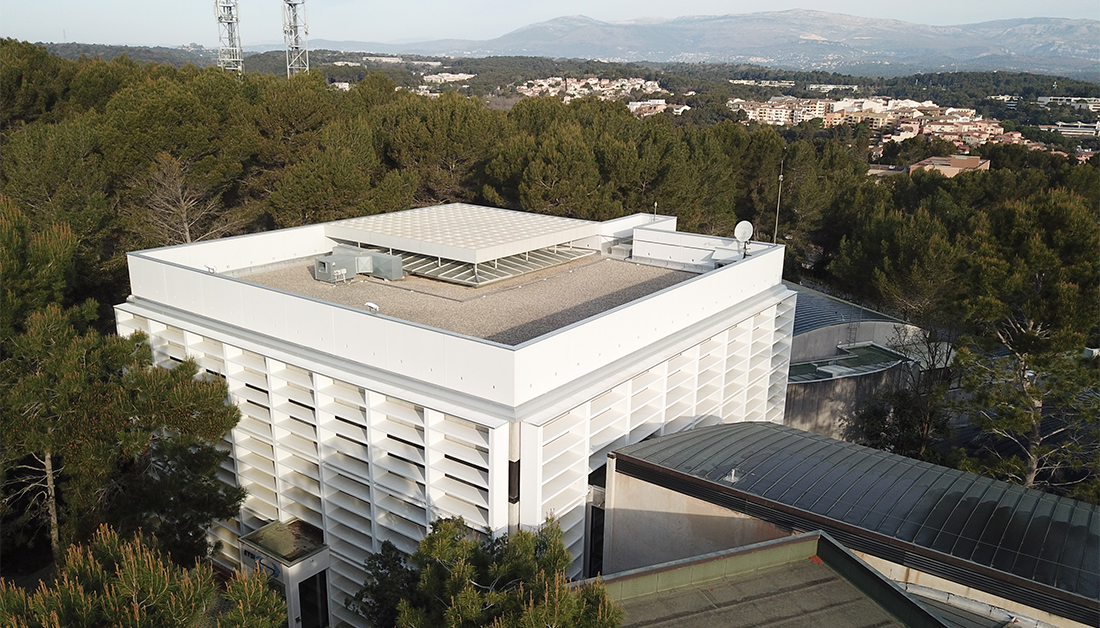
<box><xmin>909</xmin><ymin>155</ymin><xmax>991</xmax><ymax>178</ymax></box>
<box><xmin>1039</xmin><ymin>121</ymin><xmax>1100</xmax><ymax>138</ymax></box>
<box><xmin>729</xmin><ymin>79</ymin><xmax>796</xmax><ymax>87</ymax></box>
<box><xmin>725</xmin><ymin>95</ymin><xmax>1049</xmax><ymax>153</ymax></box>
<box><xmin>1037</xmin><ymin>96</ymin><xmax>1100</xmax><ymax>112</ymax></box>
<box><xmin>516</xmin><ymin>77</ymin><xmax>664</xmax><ymax>101</ymax></box>
<box><xmin>806</xmin><ymin>84</ymin><xmax>859</xmax><ymax>93</ymax></box>
<box><xmin>627</xmin><ymin>99</ymin><xmax>668</xmax><ymax>117</ymax></box>
<box><xmin>423</xmin><ymin>72</ymin><xmax>477</xmax><ymax>84</ymax></box>
<box><xmin>728</xmin><ymin>97</ymin><xmax>835</xmax><ymax>126</ymax></box>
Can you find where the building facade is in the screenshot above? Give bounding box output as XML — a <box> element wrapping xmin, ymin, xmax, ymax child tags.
<box><xmin>114</xmin><ymin>204</ymin><xmax>795</xmax><ymax>627</ymax></box>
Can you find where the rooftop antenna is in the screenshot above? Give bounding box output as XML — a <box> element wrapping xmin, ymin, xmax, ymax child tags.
<box><xmin>773</xmin><ymin>161</ymin><xmax>784</xmax><ymax>244</ymax></box>
<box><xmin>653</xmin><ymin>201</ymin><xmax>658</xmax><ymax>221</ymax></box>
<box><xmin>215</xmin><ymin>0</ymin><xmax>244</xmax><ymax>75</ymax></box>
<box><xmin>283</xmin><ymin>0</ymin><xmax>309</xmax><ymax>78</ymax></box>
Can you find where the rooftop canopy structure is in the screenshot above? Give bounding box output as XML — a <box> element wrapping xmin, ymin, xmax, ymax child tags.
<box><xmin>325</xmin><ymin>204</ymin><xmax>601</xmax><ymax>286</ymax></box>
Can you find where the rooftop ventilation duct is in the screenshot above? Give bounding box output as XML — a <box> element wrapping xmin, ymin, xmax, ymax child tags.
<box><xmin>314</xmin><ymin>245</ymin><xmax>403</xmax><ymax>283</ymax></box>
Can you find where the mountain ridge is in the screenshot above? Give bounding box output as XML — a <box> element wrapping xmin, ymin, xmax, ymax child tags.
<box><xmin>279</xmin><ymin>10</ymin><xmax>1099</xmax><ymax>80</ymax></box>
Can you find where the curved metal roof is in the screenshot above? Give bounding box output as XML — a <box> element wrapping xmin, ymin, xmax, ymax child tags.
<box><xmin>787</xmin><ymin>283</ymin><xmax>896</xmax><ymax>336</ymax></box>
<box><xmin>614</xmin><ymin>423</ymin><xmax>1099</xmax><ymax>617</ymax></box>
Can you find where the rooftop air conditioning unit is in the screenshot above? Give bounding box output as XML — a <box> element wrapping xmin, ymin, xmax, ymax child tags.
<box><xmin>314</xmin><ymin>246</ymin><xmax>404</xmax><ymax>283</ymax></box>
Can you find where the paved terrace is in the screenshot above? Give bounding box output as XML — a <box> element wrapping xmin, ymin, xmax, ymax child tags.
<box><xmin>240</xmin><ymin>256</ymin><xmax>693</xmax><ymax>346</ymax></box>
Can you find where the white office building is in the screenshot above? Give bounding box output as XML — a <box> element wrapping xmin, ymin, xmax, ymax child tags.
<box><xmin>114</xmin><ymin>203</ymin><xmax>795</xmax><ymax>627</ymax></box>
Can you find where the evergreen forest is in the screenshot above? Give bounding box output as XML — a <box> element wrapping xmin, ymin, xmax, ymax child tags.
<box><xmin>1</xmin><ymin>39</ymin><xmax>1097</xmax><ymax>588</ymax></box>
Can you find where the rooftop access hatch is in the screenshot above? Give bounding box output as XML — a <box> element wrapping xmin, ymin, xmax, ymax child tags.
<box><xmin>324</xmin><ymin>204</ymin><xmax>600</xmax><ymax>287</ymax></box>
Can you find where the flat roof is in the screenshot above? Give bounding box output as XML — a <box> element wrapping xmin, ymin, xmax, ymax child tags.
<box><xmin>604</xmin><ymin>532</ymin><xmax>949</xmax><ymax>628</ymax></box>
<box><xmin>239</xmin><ymin>519</ymin><xmax>325</xmax><ymax>566</ymax></box>
<box><xmin>788</xmin><ymin>344</ymin><xmax>907</xmax><ymax>382</ymax></box>
<box><xmin>241</xmin><ymin>256</ymin><xmax>693</xmax><ymax>346</ymax></box>
<box><xmin>619</xmin><ymin>561</ymin><xmax>905</xmax><ymax>628</ymax></box>
<box><xmin>612</xmin><ymin>423</ymin><xmax>1100</xmax><ymax>625</ymax></box>
<box><xmin>324</xmin><ymin>203</ymin><xmax>600</xmax><ymax>264</ymax></box>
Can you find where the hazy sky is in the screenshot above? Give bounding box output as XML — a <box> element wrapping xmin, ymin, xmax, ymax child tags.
<box><xmin>2</xmin><ymin>0</ymin><xmax>1097</xmax><ymax>48</ymax></box>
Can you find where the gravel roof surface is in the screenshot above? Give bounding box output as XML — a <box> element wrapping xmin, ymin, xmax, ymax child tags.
<box><xmin>241</xmin><ymin>256</ymin><xmax>694</xmax><ymax>346</ymax></box>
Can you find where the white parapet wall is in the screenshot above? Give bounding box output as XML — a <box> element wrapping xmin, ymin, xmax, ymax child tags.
<box><xmin>124</xmin><ymin>229</ymin><xmax>786</xmax><ymax>409</ymax></box>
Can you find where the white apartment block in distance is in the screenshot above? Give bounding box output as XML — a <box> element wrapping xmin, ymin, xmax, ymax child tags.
<box><xmin>114</xmin><ymin>203</ymin><xmax>796</xmax><ymax>627</ymax></box>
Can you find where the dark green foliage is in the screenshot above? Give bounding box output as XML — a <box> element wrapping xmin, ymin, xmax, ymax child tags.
<box><xmin>45</xmin><ymin>41</ymin><xmax>218</xmax><ymax>68</ymax></box>
<box><xmin>100</xmin><ymin>437</ymin><xmax>247</xmax><ymax>566</ymax></box>
<box><xmin>0</xmin><ymin>525</ymin><xmax>286</xmax><ymax>628</ymax></box>
<box><xmin>876</xmin><ymin>136</ymin><xmax>957</xmax><ymax>166</ymax></box>
<box><xmin>0</xmin><ymin>198</ymin><xmax>78</xmax><ymax>346</ymax></box>
<box><xmin>0</xmin><ymin>304</ymin><xmax>241</xmax><ymax>561</ymax></box>
<box><xmin>955</xmin><ymin>350</ymin><xmax>1099</xmax><ymax>502</ymax></box>
<box><xmin>350</xmin><ymin>518</ymin><xmax>622</xmax><ymax>628</ymax></box>
<box><xmin>846</xmin><ymin>387</ymin><xmax>951</xmax><ymax>463</ymax></box>
<box><xmin>347</xmin><ymin>541</ymin><xmax>421</xmax><ymax>628</ymax></box>
<box><xmin>0</xmin><ymin>39</ymin><xmax>76</xmax><ymax>129</ymax></box>
<box><xmin>2</xmin><ymin>41</ymin><xmax>1098</xmax><ymax>507</ymax></box>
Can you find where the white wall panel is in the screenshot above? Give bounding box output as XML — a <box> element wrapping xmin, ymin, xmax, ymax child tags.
<box><xmin>127</xmin><ymin>256</ymin><xmax>167</xmax><ymax>303</ymax></box>
<box><xmin>202</xmin><ymin>275</ymin><xmax>245</xmax><ymax>324</ymax></box>
<box><xmin>513</xmin><ymin>249</ymin><xmax>784</xmax><ymax>404</ymax></box>
<box><xmin>381</xmin><ymin>321</ymin><xmax>449</xmax><ymax>384</ymax></box>
<box><xmin>241</xmin><ymin>285</ymin><xmax>289</xmax><ymax>340</ymax></box>
<box><xmin>160</xmin><ymin>262</ymin><xmax>206</xmax><ymax>313</ymax></box>
<box><xmin>282</xmin><ymin>295</ymin><xmax>337</xmax><ymax>356</ymax></box>
<box><xmin>142</xmin><ymin>223</ymin><xmax>332</xmax><ymax>272</ymax></box>
<box><xmin>442</xmin><ymin>334</ymin><xmax>514</xmax><ymax>401</ymax></box>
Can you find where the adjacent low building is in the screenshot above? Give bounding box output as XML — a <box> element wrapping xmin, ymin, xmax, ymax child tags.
<box><xmin>599</xmin><ymin>531</ymin><xmax>965</xmax><ymax>628</ymax></box>
<box><xmin>114</xmin><ymin>203</ymin><xmax>796</xmax><ymax>627</ymax></box>
<box><xmin>782</xmin><ymin>283</ymin><xmax>917</xmax><ymax>440</ymax></box>
<box><xmin>603</xmin><ymin>422</ymin><xmax>1099</xmax><ymax>628</ymax></box>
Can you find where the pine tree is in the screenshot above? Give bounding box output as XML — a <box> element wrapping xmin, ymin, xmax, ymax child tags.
<box><xmin>954</xmin><ymin>190</ymin><xmax>1100</xmax><ymax>499</ymax></box>
<box><xmin>350</xmin><ymin>518</ymin><xmax>622</xmax><ymax>628</ymax></box>
<box><xmin>1</xmin><ymin>304</ymin><xmax>241</xmax><ymax>561</ymax></box>
<box><xmin>0</xmin><ymin>525</ymin><xmax>285</xmax><ymax>628</ymax></box>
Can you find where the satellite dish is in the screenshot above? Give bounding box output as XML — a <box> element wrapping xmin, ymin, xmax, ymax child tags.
<box><xmin>734</xmin><ymin>221</ymin><xmax>754</xmax><ymax>242</ymax></box>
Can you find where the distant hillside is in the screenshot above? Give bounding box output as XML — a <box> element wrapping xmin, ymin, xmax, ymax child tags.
<box><xmin>43</xmin><ymin>42</ymin><xmax>217</xmax><ymax>67</ymax></box>
<box><xmin>291</xmin><ymin>10</ymin><xmax>1100</xmax><ymax>80</ymax></box>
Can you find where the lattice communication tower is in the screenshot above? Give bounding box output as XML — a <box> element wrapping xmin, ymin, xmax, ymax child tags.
<box><xmin>283</xmin><ymin>0</ymin><xmax>309</xmax><ymax>77</ymax></box>
<box><xmin>215</xmin><ymin>0</ymin><xmax>244</xmax><ymax>74</ymax></box>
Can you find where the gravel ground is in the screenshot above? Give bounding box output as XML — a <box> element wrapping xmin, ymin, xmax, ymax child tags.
<box><xmin>242</xmin><ymin>256</ymin><xmax>693</xmax><ymax>345</ymax></box>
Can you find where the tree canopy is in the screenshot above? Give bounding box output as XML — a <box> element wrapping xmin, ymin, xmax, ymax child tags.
<box><xmin>0</xmin><ymin>525</ymin><xmax>285</xmax><ymax>628</ymax></box>
<box><xmin>1</xmin><ymin>40</ymin><xmax>1097</xmax><ymax>532</ymax></box>
<box><xmin>349</xmin><ymin>518</ymin><xmax>622</xmax><ymax>628</ymax></box>
<box><xmin>1</xmin><ymin>302</ymin><xmax>243</xmax><ymax>563</ymax></box>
